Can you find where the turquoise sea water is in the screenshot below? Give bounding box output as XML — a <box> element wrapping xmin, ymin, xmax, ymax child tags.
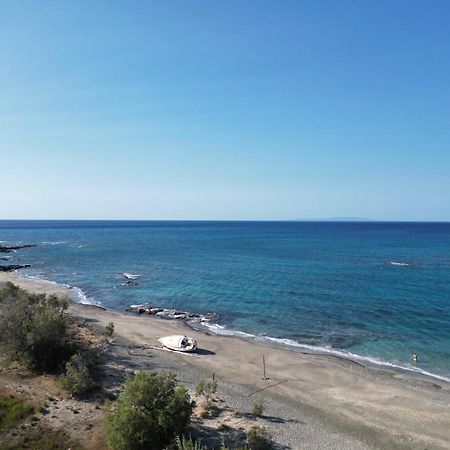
<box><xmin>1</xmin><ymin>220</ymin><xmax>450</xmax><ymax>380</ymax></box>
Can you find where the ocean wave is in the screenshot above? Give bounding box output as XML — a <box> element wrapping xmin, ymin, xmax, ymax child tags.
<box><xmin>123</xmin><ymin>272</ymin><xmax>141</xmax><ymax>280</ymax></box>
<box><xmin>390</xmin><ymin>261</ymin><xmax>410</xmax><ymax>267</ymax></box>
<box><xmin>41</xmin><ymin>241</ymin><xmax>67</xmax><ymax>245</ymax></box>
<box><xmin>69</xmin><ymin>286</ymin><xmax>102</xmax><ymax>306</ymax></box>
<box><xmin>21</xmin><ymin>273</ymin><xmax>102</xmax><ymax>307</ymax></box>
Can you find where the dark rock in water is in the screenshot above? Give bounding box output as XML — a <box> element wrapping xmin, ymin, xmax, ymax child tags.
<box><xmin>0</xmin><ymin>264</ymin><xmax>31</xmax><ymax>272</ymax></box>
<box><xmin>0</xmin><ymin>244</ymin><xmax>36</xmax><ymax>253</ymax></box>
<box><xmin>187</xmin><ymin>313</ymin><xmax>201</xmax><ymax>319</ymax></box>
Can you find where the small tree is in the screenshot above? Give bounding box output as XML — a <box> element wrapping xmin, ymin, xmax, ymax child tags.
<box><xmin>59</xmin><ymin>353</ymin><xmax>96</xmax><ymax>397</ymax></box>
<box><xmin>252</xmin><ymin>402</ymin><xmax>264</xmax><ymax>418</ymax></box>
<box><xmin>104</xmin><ymin>322</ymin><xmax>115</xmax><ymax>337</ymax></box>
<box><xmin>105</xmin><ymin>371</ymin><xmax>193</xmax><ymax>450</ymax></box>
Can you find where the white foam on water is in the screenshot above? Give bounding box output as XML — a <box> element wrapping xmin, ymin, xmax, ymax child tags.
<box><xmin>123</xmin><ymin>272</ymin><xmax>141</xmax><ymax>279</ymax></box>
<box><xmin>19</xmin><ymin>273</ymin><xmax>102</xmax><ymax>307</ymax></box>
<box><xmin>390</xmin><ymin>261</ymin><xmax>410</xmax><ymax>267</ymax></box>
<box><xmin>69</xmin><ymin>286</ymin><xmax>100</xmax><ymax>306</ymax></box>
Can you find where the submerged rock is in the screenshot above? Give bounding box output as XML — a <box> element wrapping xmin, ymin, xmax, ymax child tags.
<box><xmin>0</xmin><ymin>244</ymin><xmax>36</xmax><ymax>253</ymax></box>
<box><xmin>0</xmin><ymin>264</ymin><xmax>31</xmax><ymax>272</ymax></box>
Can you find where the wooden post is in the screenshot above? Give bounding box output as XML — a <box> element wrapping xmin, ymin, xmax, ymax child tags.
<box><xmin>262</xmin><ymin>355</ymin><xmax>268</xmax><ymax>380</ymax></box>
<box><xmin>212</xmin><ymin>372</ymin><xmax>215</xmax><ymax>382</ymax></box>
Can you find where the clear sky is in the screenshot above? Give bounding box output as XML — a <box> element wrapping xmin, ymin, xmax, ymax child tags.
<box><xmin>1</xmin><ymin>1</ymin><xmax>450</xmax><ymax>220</ymax></box>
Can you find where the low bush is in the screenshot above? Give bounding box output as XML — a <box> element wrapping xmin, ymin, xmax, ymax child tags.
<box><xmin>104</xmin><ymin>371</ymin><xmax>194</xmax><ymax>450</ymax></box>
<box><xmin>196</xmin><ymin>378</ymin><xmax>217</xmax><ymax>399</ymax></box>
<box><xmin>247</xmin><ymin>427</ymin><xmax>272</xmax><ymax>450</ymax></box>
<box><xmin>0</xmin><ymin>396</ymin><xmax>34</xmax><ymax>431</ymax></box>
<box><xmin>252</xmin><ymin>402</ymin><xmax>264</xmax><ymax>418</ymax></box>
<box><xmin>195</xmin><ymin>379</ymin><xmax>205</xmax><ymax>396</ymax></box>
<box><xmin>59</xmin><ymin>352</ymin><xmax>96</xmax><ymax>397</ymax></box>
<box><xmin>0</xmin><ymin>429</ymin><xmax>77</xmax><ymax>450</ymax></box>
<box><xmin>104</xmin><ymin>321</ymin><xmax>115</xmax><ymax>337</ymax></box>
<box><xmin>176</xmin><ymin>435</ymin><xmax>206</xmax><ymax>450</ymax></box>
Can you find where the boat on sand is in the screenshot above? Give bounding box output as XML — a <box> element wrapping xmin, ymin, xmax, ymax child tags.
<box><xmin>158</xmin><ymin>335</ymin><xmax>197</xmax><ymax>352</ymax></box>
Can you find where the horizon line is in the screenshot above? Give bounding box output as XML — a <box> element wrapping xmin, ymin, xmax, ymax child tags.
<box><xmin>1</xmin><ymin>218</ymin><xmax>450</xmax><ymax>223</ymax></box>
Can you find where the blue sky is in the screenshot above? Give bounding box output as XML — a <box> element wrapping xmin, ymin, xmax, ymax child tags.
<box><xmin>1</xmin><ymin>1</ymin><xmax>450</xmax><ymax>220</ymax></box>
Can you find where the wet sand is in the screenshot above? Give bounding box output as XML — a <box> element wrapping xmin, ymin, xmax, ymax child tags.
<box><xmin>1</xmin><ymin>272</ymin><xmax>450</xmax><ymax>449</ymax></box>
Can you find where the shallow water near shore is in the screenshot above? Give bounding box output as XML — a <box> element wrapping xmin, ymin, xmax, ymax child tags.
<box><xmin>1</xmin><ymin>220</ymin><xmax>450</xmax><ymax>380</ymax></box>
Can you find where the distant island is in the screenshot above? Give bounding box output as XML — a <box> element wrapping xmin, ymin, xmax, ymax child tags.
<box><xmin>295</xmin><ymin>217</ymin><xmax>375</xmax><ymax>222</ymax></box>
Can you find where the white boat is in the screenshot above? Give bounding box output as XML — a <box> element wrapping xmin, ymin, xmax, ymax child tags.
<box><xmin>158</xmin><ymin>335</ymin><xmax>197</xmax><ymax>352</ymax></box>
<box><xmin>123</xmin><ymin>272</ymin><xmax>140</xmax><ymax>279</ymax></box>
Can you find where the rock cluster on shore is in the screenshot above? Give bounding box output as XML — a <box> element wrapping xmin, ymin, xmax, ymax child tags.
<box><xmin>0</xmin><ymin>244</ymin><xmax>35</xmax><ymax>271</ymax></box>
<box><xmin>126</xmin><ymin>304</ymin><xmax>211</xmax><ymax>321</ymax></box>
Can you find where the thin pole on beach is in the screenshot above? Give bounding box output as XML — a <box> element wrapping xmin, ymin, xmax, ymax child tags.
<box><xmin>262</xmin><ymin>355</ymin><xmax>269</xmax><ymax>380</ymax></box>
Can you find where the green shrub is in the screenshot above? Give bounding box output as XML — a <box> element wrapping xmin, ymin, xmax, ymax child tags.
<box><xmin>196</xmin><ymin>378</ymin><xmax>217</xmax><ymax>399</ymax></box>
<box><xmin>0</xmin><ymin>283</ymin><xmax>72</xmax><ymax>372</ymax></box>
<box><xmin>176</xmin><ymin>435</ymin><xmax>207</xmax><ymax>450</ymax></box>
<box><xmin>195</xmin><ymin>379</ymin><xmax>205</xmax><ymax>396</ymax></box>
<box><xmin>251</xmin><ymin>402</ymin><xmax>264</xmax><ymax>418</ymax></box>
<box><xmin>205</xmin><ymin>379</ymin><xmax>218</xmax><ymax>397</ymax></box>
<box><xmin>0</xmin><ymin>396</ymin><xmax>34</xmax><ymax>431</ymax></box>
<box><xmin>247</xmin><ymin>427</ymin><xmax>272</xmax><ymax>450</ymax></box>
<box><xmin>104</xmin><ymin>322</ymin><xmax>115</xmax><ymax>337</ymax></box>
<box><xmin>59</xmin><ymin>352</ymin><xmax>96</xmax><ymax>397</ymax></box>
<box><xmin>104</xmin><ymin>371</ymin><xmax>193</xmax><ymax>450</ymax></box>
<box><xmin>0</xmin><ymin>430</ymin><xmax>76</xmax><ymax>450</ymax></box>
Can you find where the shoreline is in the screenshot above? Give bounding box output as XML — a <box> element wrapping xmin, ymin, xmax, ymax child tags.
<box><xmin>7</xmin><ymin>270</ymin><xmax>450</xmax><ymax>384</ymax></box>
<box><xmin>2</xmin><ymin>271</ymin><xmax>450</xmax><ymax>448</ymax></box>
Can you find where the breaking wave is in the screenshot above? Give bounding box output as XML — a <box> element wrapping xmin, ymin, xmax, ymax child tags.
<box><xmin>390</xmin><ymin>261</ymin><xmax>410</xmax><ymax>267</ymax></box>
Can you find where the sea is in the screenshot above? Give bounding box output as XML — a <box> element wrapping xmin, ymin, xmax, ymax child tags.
<box><xmin>1</xmin><ymin>220</ymin><xmax>450</xmax><ymax>381</ymax></box>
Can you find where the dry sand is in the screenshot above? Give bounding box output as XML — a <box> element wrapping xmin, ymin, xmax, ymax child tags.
<box><xmin>1</xmin><ymin>272</ymin><xmax>450</xmax><ymax>449</ymax></box>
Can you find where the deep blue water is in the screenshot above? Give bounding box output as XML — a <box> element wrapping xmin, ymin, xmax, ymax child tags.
<box><xmin>1</xmin><ymin>220</ymin><xmax>450</xmax><ymax>380</ymax></box>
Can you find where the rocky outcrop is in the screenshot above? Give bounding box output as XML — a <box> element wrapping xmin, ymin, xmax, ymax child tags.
<box><xmin>0</xmin><ymin>264</ymin><xmax>31</xmax><ymax>272</ymax></box>
<box><xmin>0</xmin><ymin>244</ymin><xmax>36</xmax><ymax>253</ymax></box>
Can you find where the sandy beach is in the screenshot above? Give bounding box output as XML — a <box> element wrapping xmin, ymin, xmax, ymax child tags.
<box><xmin>1</xmin><ymin>272</ymin><xmax>450</xmax><ymax>449</ymax></box>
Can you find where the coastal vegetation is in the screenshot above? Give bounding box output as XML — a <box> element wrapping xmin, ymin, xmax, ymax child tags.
<box><xmin>246</xmin><ymin>427</ymin><xmax>272</xmax><ymax>450</ymax></box>
<box><xmin>0</xmin><ymin>396</ymin><xmax>34</xmax><ymax>431</ymax></box>
<box><xmin>0</xmin><ymin>282</ymin><xmax>72</xmax><ymax>373</ymax></box>
<box><xmin>0</xmin><ymin>282</ymin><xmax>276</xmax><ymax>449</ymax></box>
<box><xmin>251</xmin><ymin>403</ymin><xmax>264</xmax><ymax>418</ymax></box>
<box><xmin>104</xmin><ymin>371</ymin><xmax>193</xmax><ymax>450</ymax></box>
<box><xmin>59</xmin><ymin>352</ymin><xmax>97</xmax><ymax>397</ymax></box>
<box><xmin>104</xmin><ymin>322</ymin><xmax>115</xmax><ymax>338</ymax></box>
